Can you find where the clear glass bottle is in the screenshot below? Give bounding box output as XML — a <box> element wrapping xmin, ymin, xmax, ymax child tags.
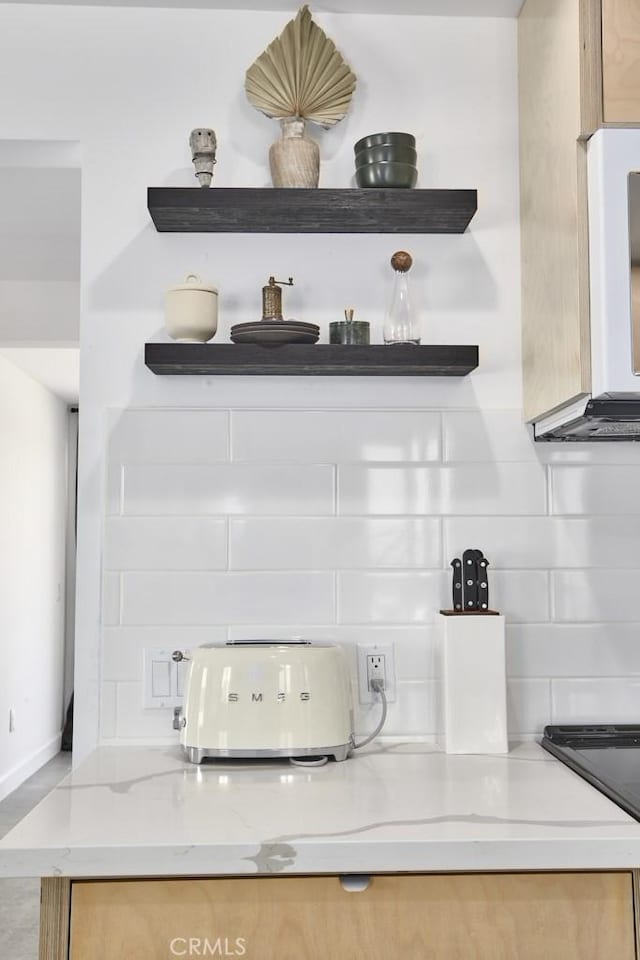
<box><xmin>384</xmin><ymin>251</ymin><xmax>420</xmax><ymax>345</ymax></box>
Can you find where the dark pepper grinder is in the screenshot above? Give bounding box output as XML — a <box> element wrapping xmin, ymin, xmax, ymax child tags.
<box><xmin>330</xmin><ymin>308</ymin><xmax>370</xmax><ymax>345</ymax></box>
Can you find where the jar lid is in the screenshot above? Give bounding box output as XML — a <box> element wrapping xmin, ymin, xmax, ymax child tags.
<box><xmin>168</xmin><ymin>273</ymin><xmax>218</xmax><ymax>294</ymax></box>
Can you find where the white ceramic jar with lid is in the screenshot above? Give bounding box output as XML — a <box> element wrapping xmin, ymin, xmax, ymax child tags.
<box><xmin>165</xmin><ymin>273</ymin><xmax>218</xmax><ymax>342</ymax></box>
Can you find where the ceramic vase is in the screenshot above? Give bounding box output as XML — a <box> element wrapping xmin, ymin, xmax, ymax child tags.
<box><xmin>269</xmin><ymin>117</ymin><xmax>319</xmax><ymax>188</ymax></box>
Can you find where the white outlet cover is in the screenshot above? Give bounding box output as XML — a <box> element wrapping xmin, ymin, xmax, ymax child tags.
<box><xmin>356</xmin><ymin>642</ymin><xmax>396</xmax><ymax>705</ymax></box>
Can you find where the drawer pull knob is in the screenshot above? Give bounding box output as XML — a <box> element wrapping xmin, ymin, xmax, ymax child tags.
<box><xmin>340</xmin><ymin>875</ymin><xmax>371</xmax><ymax>892</ymax></box>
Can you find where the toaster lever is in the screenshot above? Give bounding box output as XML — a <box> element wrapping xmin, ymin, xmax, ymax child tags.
<box><xmin>173</xmin><ymin>707</ymin><xmax>185</xmax><ymax>731</ymax></box>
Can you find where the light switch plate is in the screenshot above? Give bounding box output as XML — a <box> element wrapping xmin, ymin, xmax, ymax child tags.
<box><xmin>143</xmin><ymin>649</ymin><xmax>187</xmax><ymax>709</ymax></box>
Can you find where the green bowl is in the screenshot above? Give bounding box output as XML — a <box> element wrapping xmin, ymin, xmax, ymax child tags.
<box><xmin>355</xmin><ymin>161</ymin><xmax>417</xmax><ymax>189</ymax></box>
<box><xmin>354</xmin><ymin>131</ymin><xmax>416</xmax><ymax>153</ymax></box>
<box><xmin>355</xmin><ymin>144</ymin><xmax>418</xmax><ymax>168</ymax></box>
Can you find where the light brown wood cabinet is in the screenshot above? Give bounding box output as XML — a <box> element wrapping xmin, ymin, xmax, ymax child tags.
<box><xmin>519</xmin><ymin>0</ymin><xmax>640</xmax><ymax>423</ymax></box>
<box><xmin>39</xmin><ymin>872</ymin><xmax>637</xmax><ymax>960</ymax></box>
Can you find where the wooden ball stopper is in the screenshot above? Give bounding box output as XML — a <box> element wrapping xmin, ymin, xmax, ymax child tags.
<box><xmin>391</xmin><ymin>251</ymin><xmax>413</xmax><ymax>273</ymax></box>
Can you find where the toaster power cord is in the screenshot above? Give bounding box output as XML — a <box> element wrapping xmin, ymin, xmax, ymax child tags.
<box><xmin>289</xmin><ymin>680</ymin><xmax>388</xmax><ymax>766</ymax></box>
<box><xmin>353</xmin><ymin>678</ymin><xmax>388</xmax><ymax>751</ymax></box>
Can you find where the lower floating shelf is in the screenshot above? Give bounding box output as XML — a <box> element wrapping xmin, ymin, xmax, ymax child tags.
<box><xmin>144</xmin><ymin>343</ymin><xmax>479</xmax><ymax>377</ymax></box>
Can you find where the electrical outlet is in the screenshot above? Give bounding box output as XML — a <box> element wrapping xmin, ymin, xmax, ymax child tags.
<box><xmin>8</xmin><ymin>709</ymin><xmax>15</xmax><ymax>733</ymax></box>
<box><xmin>357</xmin><ymin>643</ymin><xmax>396</xmax><ymax>704</ymax></box>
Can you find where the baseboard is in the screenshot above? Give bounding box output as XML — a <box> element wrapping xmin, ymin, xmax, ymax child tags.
<box><xmin>0</xmin><ymin>732</ymin><xmax>62</xmax><ymax>802</ymax></box>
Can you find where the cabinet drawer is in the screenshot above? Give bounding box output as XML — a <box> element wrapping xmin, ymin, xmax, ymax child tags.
<box><xmin>69</xmin><ymin>872</ymin><xmax>635</xmax><ymax>960</ymax></box>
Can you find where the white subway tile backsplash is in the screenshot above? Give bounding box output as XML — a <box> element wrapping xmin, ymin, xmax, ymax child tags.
<box><xmin>102</xmin><ymin>573</ymin><xmax>121</xmax><ymax>626</ymax></box>
<box><xmin>360</xmin><ymin>680</ymin><xmax>436</xmax><ymax>737</ymax></box>
<box><xmin>99</xmin><ymin>682</ymin><xmax>117</xmax><ymax>740</ymax></box>
<box><xmin>115</xmin><ymin>682</ymin><xmax>176</xmax><ymax>739</ymax></box>
<box><xmin>491</xmin><ymin>571</ymin><xmax>549</xmax><ymax>623</ymax></box>
<box><xmin>550</xmin><ymin>465</ymin><xmax>640</xmax><ymax>515</ymax></box>
<box><xmin>229</xmin><ymin>517</ymin><xmax>441</xmax><ymax>570</ymax></box>
<box><xmin>508</xmin><ymin>624</ymin><xmax>640</xmax><ymax>678</ymax></box>
<box><xmin>338</xmin><ymin>571</ymin><xmax>446</xmax><ymax>624</ymax></box>
<box><xmin>121</xmin><ymin>572</ymin><xmax>335</xmax><ymax>625</ymax></box>
<box><xmin>443</xmin><ymin>410</ymin><xmax>536</xmax><ymax>462</ymax></box>
<box><xmin>338</xmin><ymin>463</ymin><xmax>546</xmax><ymax>515</ymax></box>
<box><xmin>101</xmin><ymin>403</ymin><xmax>640</xmax><ymax>743</ymax></box>
<box><xmin>232</xmin><ymin>410</ymin><xmax>441</xmax><ymax>462</ymax></box>
<box><xmin>552</xmin><ymin>678</ymin><xmax>640</xmax><ymax>724</ymax></box>
<box><xmin>446</xmin><ymin>516</ymin><xmax>640</xmax><ymax>570</ymax></box>
<box><xmin>507</xmin><ymin>679</ymin><xmax>551</xmax><ymax>736</ymax></box>
<box><xmin>122</xmin><ymin>464</ymin><xmax>335</xmax><ymax>516</ymax></box>
<box><xmin>101</xmin><ymin>626</ymin><xmax>227</xmax><ymax>682</ymax></box>
<box><xmin>108</xmin><ymin>409</ymin><xmax>229</xmax><ymax>464</ymax></box>
<box><xmin>106</xmin><ymin>462</ymin><xmax>123</xmax><ymax>516</ymax></box>
<box><xmin>226</xmin><ymin>624</ymin><xmax>438</xmax><ymax>680</ymax></box>
<box><xmin>105</xmin><ymin>517</ymin><xmax>227</xmax><ymax>570</ymax></box>
<box><xmin>552</xmin><ymin>571</ymin><xmax>640</xmax><ymax>622</ymax></box>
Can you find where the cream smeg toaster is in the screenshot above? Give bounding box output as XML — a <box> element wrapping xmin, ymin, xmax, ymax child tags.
<box><xmin>173</xmin><ymin>640</ymin><xmax>354</xmax><ymax>763</ymax></box>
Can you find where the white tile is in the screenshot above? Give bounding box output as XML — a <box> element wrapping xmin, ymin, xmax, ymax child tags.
<box><xmin>445</xmin><ymin>516</ymin><xmax>640</xmax><ymax>569</ymax></box>
<box><xmin>538</xmin><ymin>442</ymin><xmax>640</xmax><ymax>465</ymax></box>
<box><xmin>122</xmin><ymin>463</ymin><xmax>335</xmax><ymax>516</ymax></box>
<box><xmin>491</xmin><ymin>571</ymin><xmax>549</xmax><ymax>622</ymax></box>
<box><xmin>226</xmin><ymin>624</ymin><xmax>438</xmax><ymax>681</ymax></box>
<box><xmin>354</xmin><ymin>681</ymin><xmax>436</xmax><ymax>737</ymax></box>
<box><xmin>508</xmin><ymin>624</ymin><xmax>640</xmax><ymax>678</ymax></box>
<box><xmin>552</xmin><ymin>571</ymin><xmax>640</xmax><ymax>622</ymax></box>
<box><xmin>106</xmin><ymin>462</ymin><xmax>123</xmax><ymax>516</ymax></box>
<box><xmin>229</xmin><ymin>517</ymin><xmax>441</xmax><ymax>570</ymax></box>
<box><xmin>550</xmin><ymin>465</ymin><xmax>640</xmax><ymax>515</ymax></box>
<box><xmin>104</xmin><ymin>517</ymin><xmax>227</xmax><ymax>570</ymax></box>
<box><xmin>443</xmin><ymin>410</ymin><xmax>536</xmax><ymax>462</ymax></box>
<box><xmin>338</xmin><ymin>571</ymin><xmax>446</xmax><ymax>624</ymax></box>
<box><xmin>507</xmin><ymin>679</ymin><xmax>551</xmax><ymax>736</ymax></box>
<box><xmin>121</xmin><ymin>572</ymin><xmax>335</xmax><ymax>625</ymax></box>
<box><xmin>115</xmin><ymin>682</ymin><xmax>177</xmax><ymax>740</ymax></box>
<box><xmin>231</xmin><ymin>410</ymin><xmax>441</xmax><ymax>462</ymax></box>
<box><xmin>108</xmin><ymin>409</ymin><xmax>229</xmax><ymax>464</ymax></box>
<box><xmin>101</xmin><ymin>626</ymin><xmax>228</xmax><ymax>682</ymax></box>
<box><xmin>102</xmin><ymin>573</ymin><xmax>120</xmax><ymax>626</ymax></box>
<box><xmin>99</xmin><ymin>682</ymin><xmax>117</xmax><ymax>739</ymax></box>
<box><xmin>552</xmin><ymin>678</ymin><xmax>640</xmax><ymax>724</ymax></box>
<box><xmin>338</xmin><ymin>463</ymin><xmax>547</xmax><ymax>515</ymax></box>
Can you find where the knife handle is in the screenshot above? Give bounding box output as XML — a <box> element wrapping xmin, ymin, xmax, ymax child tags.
<box><xmin>477</xmin><ymin>556</ymin><xmax>490</xmax><ymax>611</ymax></box>
<box><xmin>450</xmin><ymin>558</ymin><xmax>463</xmax><ymax>611</ymax></box>
<box><xmin>462</xmin><ymin>549</ymin><xmax>478</xmax><ymax>611</ymax></box>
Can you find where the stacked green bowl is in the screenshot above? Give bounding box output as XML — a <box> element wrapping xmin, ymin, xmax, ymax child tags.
<box><xmin>354</xmin><ymin>132</ymin><xmax>417</xmax><ymax>188</ymax></box>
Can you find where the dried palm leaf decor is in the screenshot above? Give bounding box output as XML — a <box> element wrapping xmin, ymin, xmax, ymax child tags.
<box><xmin>245</xmin><ymin>5</ymin><xmax>357</xmax><ymax>187</ymax></box>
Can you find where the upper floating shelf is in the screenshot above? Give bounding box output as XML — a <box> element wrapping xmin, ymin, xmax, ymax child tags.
<box><xmin>144</xmin><ymin>343</ymin><xmax>479</xmax><ymax>377</ymax></box>
<box><xmin>147</xmin><ymin>187</ymin><xmax>477</xmax><ymax>234</ymax></box>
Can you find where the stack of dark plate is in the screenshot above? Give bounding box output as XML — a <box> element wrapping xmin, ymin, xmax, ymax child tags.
<box><xmin>354</xmin><ymin>132</ymin><xmax>417</xmax><ymax>188</ymax></box>
<box><xmin>230</xmin><ymin>320</ymin><xmax>319</xmax><ymax>345</ymax></box>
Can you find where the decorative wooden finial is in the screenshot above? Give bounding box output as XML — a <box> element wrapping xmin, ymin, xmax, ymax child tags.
<box><xmin>391</xmin><ymin>251</ymin><xmax>413</xmax><ymax>273</ymax></box>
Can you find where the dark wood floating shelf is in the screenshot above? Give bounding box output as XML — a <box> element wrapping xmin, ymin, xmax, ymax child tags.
<box><xmin>144</xmin><ymin>343</ymin><xmax>479</xmax><ymax>377</ymax></box>
<box><xmin>147</xmin><ymin>187</ymin><xmax>477</xmax><ymax>234</ymax></box>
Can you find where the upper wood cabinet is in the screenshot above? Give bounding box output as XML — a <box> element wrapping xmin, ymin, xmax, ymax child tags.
<box><xmin>518</xmin><ymin>0</ymin><xmax>640</xmax><ymax>423</ymax></box>
<box><xmin>602</xmin><ymin>1</ymin><xmax>640</xmax><ymax>124</ymax></box>
<box><xmin>519</xmin><ymin>0</ymin><xmax>592</xmax><ymax>422</ymax></box>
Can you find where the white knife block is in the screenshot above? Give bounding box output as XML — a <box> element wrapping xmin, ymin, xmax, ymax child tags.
<box><xmin>437</xmin><ymin>611</ymin><xmax>508</xmax><ymax>754</ymax></box>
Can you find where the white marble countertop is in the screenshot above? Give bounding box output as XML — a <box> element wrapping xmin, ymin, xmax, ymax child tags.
<box><xmin>2</xmin><ymin>741</ymin><xmax>640</xmax><ymax>878</ymax></box>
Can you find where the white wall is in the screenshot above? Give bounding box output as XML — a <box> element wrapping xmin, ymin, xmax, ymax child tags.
<box><xmin>2</xmin><ymin>4</ymin><xmax>638</xmax><ymax>755</ymax></box>
<box><xmin>0</xmin><ymin>354</ymin><xmax>68</xmax><ymax>799</ymax></box>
